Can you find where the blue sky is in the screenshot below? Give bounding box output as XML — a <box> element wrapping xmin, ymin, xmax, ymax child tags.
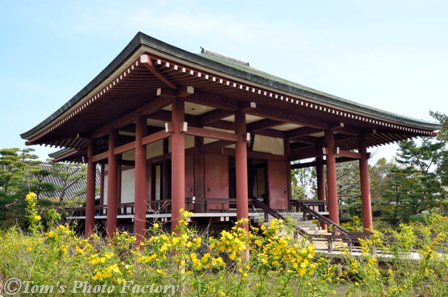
<box><xmin>1</xmin><ymin>0</ymin><xmax>447</xmax><ymax>161</ymax></box>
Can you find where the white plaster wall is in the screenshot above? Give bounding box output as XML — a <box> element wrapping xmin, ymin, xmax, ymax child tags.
<box><xmin>103</xmin><ymin>168</ymin><xmax>135</xmax><ymax>205</ymax></box>
<box><xmin>103</xmin><ymin>176</ymin><xmax>108</xmax><ymax>205</ymax></box>
<box><xmin>147</xmin><ymin>140</ymin><xmax>163</xmax><ymax>158</ymax></box>
<box><xmin>122</xmin><ymin>149</ymin><xmax>135</xmax><ymax>161</ymax></box>
<box><xmin>121</xmin><ymin>168</ymin><xmax>135</xmax><ymax>203</ymax></box>
<box><xmin>253</xmin><ymin>135</ymin><xmax>284</xmax><ymax>155</ymax></box>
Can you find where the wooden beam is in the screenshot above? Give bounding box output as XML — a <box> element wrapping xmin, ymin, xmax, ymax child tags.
<box><xmin>148</xmin><ymin>109</ymin><xmax>198</xmax><ymax>125</ymax></box>
<box><xmin>337</xmin><ymin>126</ymin><xmax>361</xmax><ymax>136</ymax></box>
<box><xmin>329</xmin><ymin>122</ymin><xmax>345</xmax><ymax>129</ymax></box>
<box><xmin>114</xmin><ymin>141</ymin><xmax>136</xmax><ymax>155</ymax></box>
<box><xmin>292</xmin><ymin>136</ymin><xmax>319</xmax><ymax>145</ymax></box>
<box><xmin>92</xmin><ymin>151</ymin><xmax>108</xmax><ymax>163</ymax></box>
<box><xmin>186</xmin><ymin>91</ymin><xmax>239</xmax><ymax>110</ymax></box>
<box><xmin>333</xmin><ymin>148</ymin><xmax>370</xmax><ymax>160</ymax></box>
<box><xmin>247</xmin><ymin>105</ymin><xmax>328</xmax><ymax>129</ymax></box>
<box><xmin>290</xmin><ymin>142</ymin><xmax>313</xmax><ymax>151</ymax></box>
<box><xmin>247</xmin><ymin>119</ymin><xmax>284</xmax><ymax>132</ymax></box>
<box><xmin>286</xmin><ymin>127</ymin><xmax>321</xmax><ymax>139</ymax></box>
<box><xmin>290</xmin><ymin>148</ymin><xmax>328</xmax><ymax>161</ymax></box>
<box><xmin>239</xmin><ymin>101</ymin><xmax>257</xmax><ymax>111</ymax></box>
<box><xmin>142</xmin><ymin>130</ymin><xmax>171</xmax><ymax>146</ymax></box>
<box><xmin>334</xmin><ymin>134</ymin><xmax>355</xmax><ymax>141</ymax></box>
<box><xmin>186</xmin><ymin>126</ymin><xmax>238</xmax><ymax>142</ymax></box>
<box><xmin>198</xmin><ymin>101</ymin><xmax>256</xmax><ymax>125</ymax></box>
<box><xmin>92</xmin><ymin>95</ymin><xmax>173</xmax><ymax>139</ymax></box>
<box><xmin>206</xmin><ymin>120</ymin><xmax>234</xmax><ymax>131</ymax></box>
<box><xmin>140</xmin><ymin>55</ymin><xmax>177</xmax><ymax>89</ymax></box>
<box><xmin>255</xmin><ymin>128</ymin><xmax>285</xmax><ymax>139</ymax></box>
<box><xmin>219</xmin><ymin>148</ymin><xmax>286</xmax><ymax>161</ymax></box>
<box><xmin>200</xmin><ymin>140</ymin><xmax>235</xmax><ymax>152</ymax></box>
<box><xmin>178</xmin><ymin>86</ymin><xmax>194</xmax><ymax>98</ymax></box>
<box><xmin>291</xmin><ymin>156</ymin><xmax>362</xmax><ymax>169</ymax></box>
<box><xmin>199</xmin><ymin>109</ymin><xmax>234</xmax><ymax>125</ymax></box>
<box><xmin>157</xmin><ymin>87</ymin><xmax>177</xmax><ymax>99</ymax></box>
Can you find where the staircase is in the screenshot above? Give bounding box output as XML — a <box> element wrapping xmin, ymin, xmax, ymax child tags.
<box><xmin>249</xmin><ymin>199</ymin><xmax>357</xmax><ymax>253</ymax></box>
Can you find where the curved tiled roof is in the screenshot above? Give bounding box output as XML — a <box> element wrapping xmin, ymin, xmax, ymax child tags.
<box><xmin>21</xmin><ymin>32</ymin><xmax>441</xmax><ymax>140</ymax></box>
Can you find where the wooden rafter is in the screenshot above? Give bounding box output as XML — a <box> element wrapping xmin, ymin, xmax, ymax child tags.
<box><xmin>200</xmin><ymin>140</ymin><xmax>235</xmax><ymax>152</ymax></box>
<box><xmin>290</xmin><ymin>148</ymin><xmax>328</xmax><ymax>161</ymax></box>
<box><xmin>185</xmin><ymin>126</ymin><xmax>238</xmax><ymax>142</ymax></box>
<box><xmin>92</xmin><ymin>94</ymin><xmax>173</xmax><ymax>139</ymax></box>
<box><xmin>246</xmin><ymin>119</ymin><xmax>284</xmax><ymax>132</ymax></box>
<box><xmin>247</xmin><ymin>105</ymin><xmax>328</xmax><ymax>129</ymax></box>
<box><xmin>140</xmin><ymin>54</ymin><xmax>177</xmax><ymax>89</ymax></box>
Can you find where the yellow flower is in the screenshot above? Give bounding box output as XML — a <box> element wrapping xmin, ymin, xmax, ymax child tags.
<box><xmin>48</xmin><ymin>231</ymin><xmax>54</xmax><ymax>238</ymax></box>
<box><xmin>76</xmin><ymin>246</ymin><xmax>84</xmax><ymax>254</ymax></box>
<box><xmin>26</xmin><ymin>192</ymin><xmax>36</xmax><ymax>200</ymax></box>
<box><xmin>34</xmin><ymin>215</ymin><xmax>41</xmax><ymax>221</ymax></box>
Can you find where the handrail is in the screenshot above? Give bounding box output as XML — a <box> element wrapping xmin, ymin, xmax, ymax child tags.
<box><xmin>250</xmin><ymin>199</ymin><xmax>309</xmax><ymax>237</ymax></box>
<box><xmin>290</xmin><ymin>200</ymin><xmax>353</xmax><ymax>251</ymax></box>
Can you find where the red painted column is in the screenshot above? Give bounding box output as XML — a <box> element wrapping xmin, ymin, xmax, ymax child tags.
<box><xmin>316</xmin><ymin>155</ymin><xmax>327</xmax><ymax>230</ymax></box>
<box><xmin>358</xmin><ymin>134</ymin><xmax>373</xmax><ymax>231</ymax></box>
<box><xmin>194</xmin><ymin>136</ymin><xmax>205</xmax><ymax>212</ymax></box>
<box><xmin>284</xmin><ymin>137</ymin><xmax>292</xmax><ymax>209</ymax></box>
<box><xmin>134</xmin><ymin>115</ymin><xmax>147</xmax><ymax>242</ymax></box>
<box><xmin>171</xmin><ymin>97</ymin><xmax>185</xmax><ymax>233</ymax></box>
<box><xmin>106</xmin><ymin>128</ymin><xmax>118</xmax><ymax>238</ymax></box>
<box><xmin>324</xmin><ymin>129</ymin><xmax>340</xmax><ymax>225</ymax></box>
<box><xmin>99</xmin><ymin>163</ymin><xmax>105</xmax><ymax>206</ymax></box>
<box><xmin>316</xmin><ymin>156</ymin><xmax>326</xmax><ymax>202</ymax></box>
<box><xmin>235</xmin><ymin>110</ymin><xmax>249</xmax><ymax>232</ymax></box>
<box><xmin>85</xmin><ymin>138</ymin><xmax>96</xmax><ymax>237</ymax></box>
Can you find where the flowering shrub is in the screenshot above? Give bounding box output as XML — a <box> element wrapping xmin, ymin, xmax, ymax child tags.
<box><xmin>1</xmin><ymin>193</ymin><xmax>448</xmax><ymax>296</ymax></box>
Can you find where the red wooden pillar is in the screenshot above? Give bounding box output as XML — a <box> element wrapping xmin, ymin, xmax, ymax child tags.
<box><xmin>324</xmin><ymin>129</ymin><xmax>340</xmax><ymax>225</ymax></box>
<box><xmin>358</xmin><ymin>134</ymin><xmax>373</xmax><ymax>231</ymax></box>
<box><xmin>106</xmin><ymin>128</ymin><xmax>118</xmax><ymax>238</ymax></box>
<box><xmin>316</xmin><ymin>155</ymin><xmax>327</xmax><ymax>230</ymax></box>
<box><xmin>85</xmin><ymin>138</ymin><xmax>96</xmax><ymax>237</ymax></box>
<box><xmin>171</xmin><ymin>97</ymin><xmax>185</xmax><ymax>233</ymax></box>
<box><xmin>235</xmin><ymin>110</ymin><xmax>249</xmax><ymax>232</ymax></box>
<box><xmin>194</xmin><ymin>136</ymin><xmax>205</xmax><ymax>212</ymax></box>
<box><xmin>162</xmin><ymin>138</ymin><xmax>169</xmax><ymax>200</ymax></box>
<box><xmin>99</xmin><ymin>163</ymin><xmax>105</xmax><ymax>206</ymax></box>
<box><xmin>134</xmin><ymin>115</ymin><xmax>147</xmax><ymax>242</ymax></box>
<box><xmin>284</xmin><ymin>137</ymin><xmax>292</xmax><ymax>208</ymax></box>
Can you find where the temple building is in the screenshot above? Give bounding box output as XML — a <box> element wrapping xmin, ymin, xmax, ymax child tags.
<box><xmin>21</xmin><ymin>32</ymin><xmax>441</xmax><ymax>242</ymax></box>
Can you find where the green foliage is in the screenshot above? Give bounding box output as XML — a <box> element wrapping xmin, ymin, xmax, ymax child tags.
<box><xmin>380</xmin><ymin>137</ymin><xmax>448</xmax><ymax>225</ymax></box>
<box><xmin>0</xmin><ymin>148</ymin><xmax>40</xmax><ymax>228</ymax></box>
<box><xmin>291</xmin><ymin>166</ymin><xmax>315</xmax><ymax>200</ymax></box>
<box><xmin>0</xmin><ymin>148</ymin><xmax>89</xmax><ymax>229</ymax></box>
<box><xmin>3</xmin><ymin>203</ymin><xmax>448</xmax><ymax>296</ymax></box>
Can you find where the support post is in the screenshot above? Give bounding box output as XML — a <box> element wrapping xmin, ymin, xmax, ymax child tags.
<box><xmin>106</xmin><ymin>128</ymin><xmax>118</xmax><ymax>238</ymax></box>
<box><xmin>284</xmin><ymin>137</ymin><xmax>292</xmax><ymax>209</ymax></box>
<box><xmin>316</xmin><ymin>153</ymin><xmax>327</xmax><ymax>230</ymax></box>
<box><xmin>99</xmin><ymin>163</ymin><xmax>105</xmax><ymax>206</ymax></box>
<box><xmin>162</xmin><ymin>138</ymin><xmax>169</xmax><ymax>200</ymax></box>
<box><xmin>134</xmin><ymin>115</ymin><xmax>147</xmax><ymax>243</ymax></box>
<box><xmin>194</xmin><ymin>136</ymin><xmax>205</xmax><ymax>212</ymax></box>
<box><xmin>171</xmin><ymin>97</ymin><xmax>185</xmax><ymax>233</ymax></box>
<box><xmin>324</xmin><ymin>129</ymin><xmax>340</xmax><ymax>225</ymax></box>
<box><xmin>358</xmin><ymin>134</ymin><xmax>373</xmax><ymax>231</ymax></box>
<box><xmin>85</xmin><ymin>138</ymin><xmax>96</xmax><ymax>237</ymax></box>
<box><xmin>235</xmin><ymin>110</ymin><xmax>249</xmax><ymax>232</ymax></box>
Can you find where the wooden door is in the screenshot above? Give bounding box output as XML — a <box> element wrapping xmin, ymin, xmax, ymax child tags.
<box><xmin>205</xmin><ymin>153</ymin><xmax>229</xmax><ymax>210</ymax></box>
<box><xmin>268</xmin><ymin>160</ymin><xmax>288</xmax><ymax>210</ymax></box>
